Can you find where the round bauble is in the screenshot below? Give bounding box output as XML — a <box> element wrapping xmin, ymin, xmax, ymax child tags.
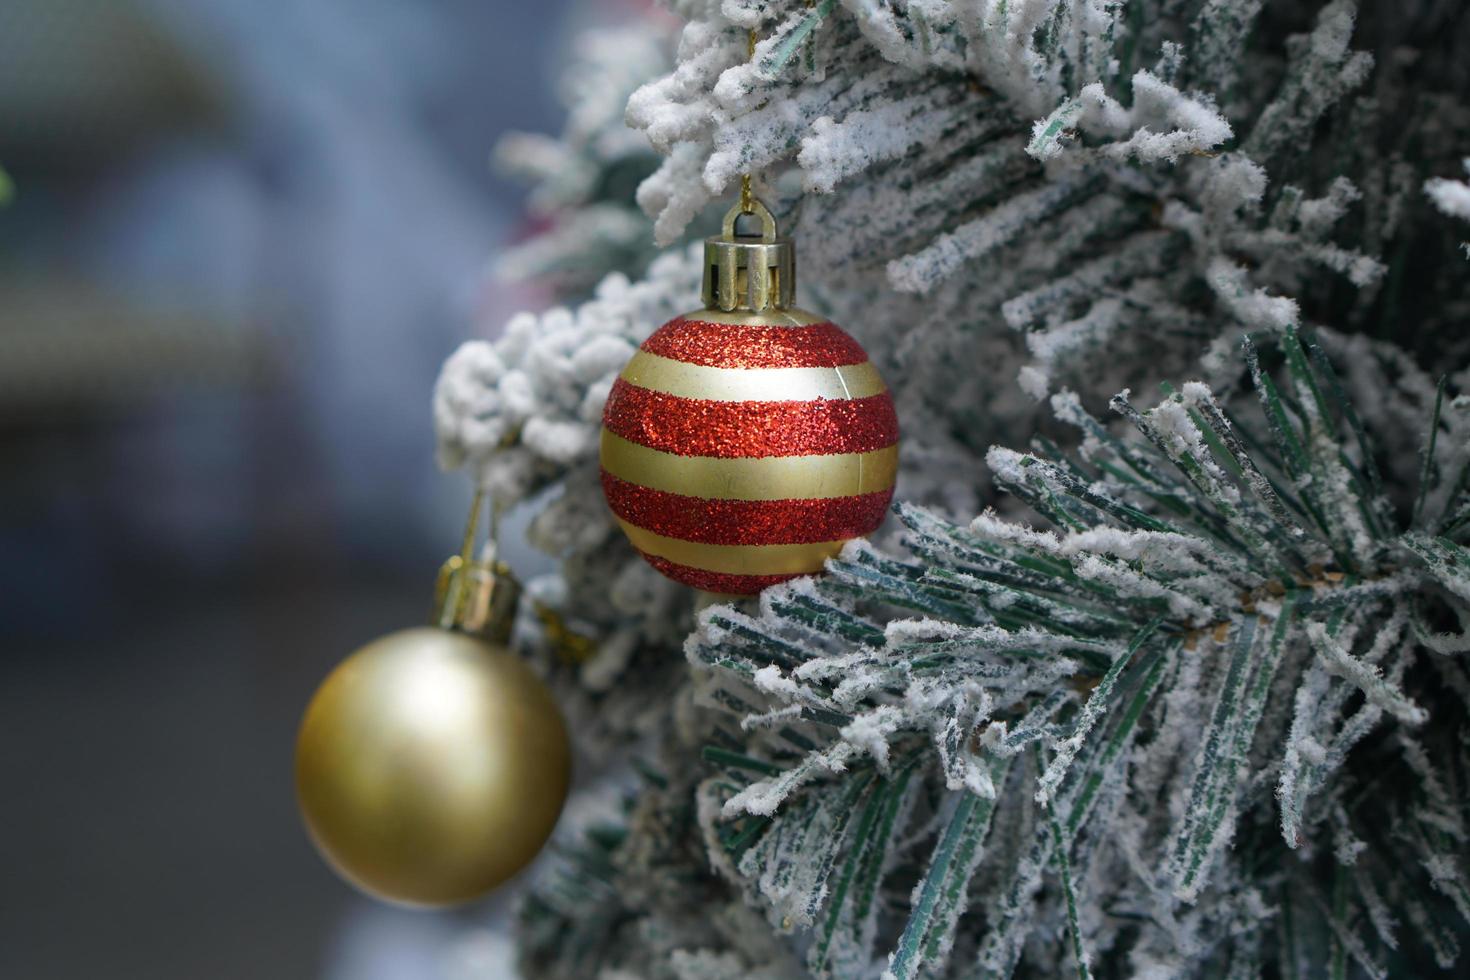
<box><xmin>601</xmin><ymin>306</ymin><xmax>898</xmax><ymax>595</ymax></box>
<box><xmin>295</xmin><ymin>626</ymin><xmax>570</xmax><ymax>906</ymax></box>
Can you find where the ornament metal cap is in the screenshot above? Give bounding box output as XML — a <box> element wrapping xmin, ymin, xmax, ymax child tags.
<box><xmin>702</xmin><ymin>197</ymin><xmax>795</xmax><ymax>313</ymax></box>
<box><xmin>434</xmin><ymin>490</ymin><xmax>520</xmax><ymax>644</ymax></box>
<box><xmin>432</xmin><ymin>489</ymin><xmax>593</xmax><ymax>662</ymax></box>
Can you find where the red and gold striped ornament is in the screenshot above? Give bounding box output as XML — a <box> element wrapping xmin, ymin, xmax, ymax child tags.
<box><xmin>600</xmin><ymin>198</ymin><xmax>898</xmax><ymax>595</ymax></box>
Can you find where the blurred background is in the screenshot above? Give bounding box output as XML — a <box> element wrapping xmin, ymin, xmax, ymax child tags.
<box><xmin>0</xmin><ymin>0</ymin><xmax>607</xmax><ymax>976</ymax></box>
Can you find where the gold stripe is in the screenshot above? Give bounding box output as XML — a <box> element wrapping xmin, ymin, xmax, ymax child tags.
<box><xmin>620</xmin><ymin>351</ymin><xmax>887</xmax><ymax>402</ymax></box>
<box><xmin>618</xmin><ymin>520</ymin><xmax>845</xmax><ymax>576</ymax></box>
<box><xmin>600</xmin><ymin>431</ymin><xmax>898</xmax><ymax>500</ymax></box>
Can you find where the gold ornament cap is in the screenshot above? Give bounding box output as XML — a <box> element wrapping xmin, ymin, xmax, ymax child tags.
<box><xmin>701</xmin><ymin>197</ymin><xmax>795</xmax><ymax>313</ymax></box>
<box><xmin>434</xmin><ymin>544</ymin><xmax>519</xmax><ymax>643</ymax></box>
<box><xmin>433</xmin><ymin>489</ymin><xmax>520</xmax><ymax>643</ymax></box>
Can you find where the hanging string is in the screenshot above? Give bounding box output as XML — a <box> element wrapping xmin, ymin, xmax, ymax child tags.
<box><xmin>436</xmin><ymin>488</ymin><xmax>488</xmax><ymax>630</ymax></box>
<box><xmin>459</xmin><ymin>488</ymin><xmax>485</xmax><ymax>566</ymax></box>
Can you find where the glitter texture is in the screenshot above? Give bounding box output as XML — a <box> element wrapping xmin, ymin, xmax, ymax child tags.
<box><xmin>602</xmin><ymin>472</ymin><xmax>893</xmax><ymax>545</ymax></box>
<box><xmin>601</xmin><ymin>308</ymin><xmax>898</xmax><ymax>593</ymax></box>
<box><xmin>602</xmin><ymin>380</ymin><xmax>898</xmax><ymax>458</ymax></box>
<box><xmin>636</xmin><ymin>551</ymin><xmax>805</xmax><ymax>595</ymax></box>
<box><xmin>641</xmin><ymin>317</ymin><xmax>868</xmax><ymax>368</ymax></box>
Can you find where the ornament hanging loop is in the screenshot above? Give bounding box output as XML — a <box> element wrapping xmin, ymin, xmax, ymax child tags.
<box><xmin>722</xmin><ymin>197</ymin><xmax>778</xmax><ymax>242</ymax></box>
<box><xmin>434</xmin><ymin>488</ymin><xmax>521</xmax><ymax>643</ymax></box>
<box><xmin>703</xmin><ymin>196</ymin><xmax>795</xmax><ymax>313</ymax></box>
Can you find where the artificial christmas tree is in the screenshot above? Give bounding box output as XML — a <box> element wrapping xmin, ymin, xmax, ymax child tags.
<box><xmin>433</xmin><ymin>1</ymin><xmax>1470</xmax><ymax>976</ymax></box>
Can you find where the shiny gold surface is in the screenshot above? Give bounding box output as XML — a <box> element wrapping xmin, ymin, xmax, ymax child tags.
<box><xmin>433</xmin><ymin>554</ymin><xmax>520</xmax><ymax>641</ymax></box>
<box><xmin>600</xmin><ymin>430</ymin><xmax>899</xmax><ymax>500</ymax></box>
<box><xmin>617</xmin><ymin>519</ymin><xmax>844</xmax><ymax>575</ymax></box>
<box><xmin>619</xmin><ymin>351</ymin><xmax>886</xmax><ymax>402</ymax></box>
<box><xmin>295</xmin><ymin>627</ymin><xmax>570</xmax><ymax>907</ymax></box>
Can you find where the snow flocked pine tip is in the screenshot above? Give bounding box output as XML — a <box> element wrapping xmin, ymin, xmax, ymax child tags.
<box><xmin>433</xmin><ymin>2</ymin><xmax>1470</xmax><ymax>976</ymax></box>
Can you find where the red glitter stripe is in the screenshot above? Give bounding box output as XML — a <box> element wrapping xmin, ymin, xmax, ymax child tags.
<box><xmin>603</xmin><ymin>471</ymin><xmax>892</xmax><ymax>545</ymax></box>
<box><xmin>641</xmin><ymin>317</ymin><xmax>869</xmax><ymax>368</ymax></box>
<box><xmin>636</xmin><ymin>551</ymin><xmax>805</xmax><ymax>595</ymax></box>
<box><xmin>602</xmin><ymin>380</ymin><xmax>897</xmax><ymax>458</ymax></box>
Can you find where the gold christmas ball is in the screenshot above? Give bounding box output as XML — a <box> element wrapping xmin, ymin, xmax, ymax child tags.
<box><xmin>295</xmin><ymin>627</ymin><xmax>570</xmax><ymax>906</ymax></box>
